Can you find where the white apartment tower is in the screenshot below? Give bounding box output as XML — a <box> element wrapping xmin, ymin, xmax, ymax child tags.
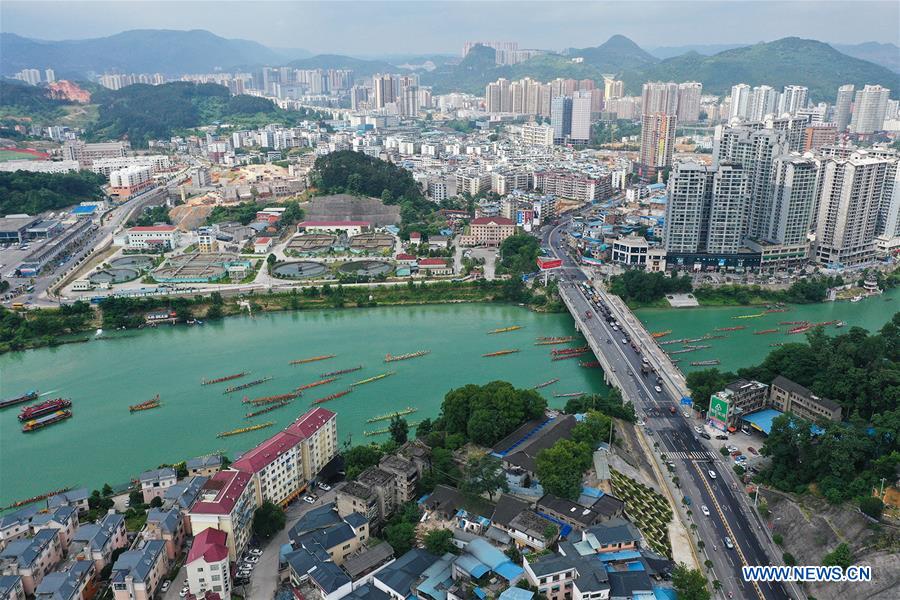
<box><xmin>834</xmin><ymin>84</ymin><xmax>855</xmax><ymax>131</ymax></box>
<box><xmin>850</xmin><ymin>85</ymin><xmax>891</xmax><ymax>134</ymax></box>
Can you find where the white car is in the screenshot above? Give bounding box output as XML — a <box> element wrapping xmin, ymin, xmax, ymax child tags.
<box><xmin>249</xmin><ymin>549</ymin><xmax>262</xmax><ymax>556</ymax></box>
<box><xmin>179</xmin><ymin>590</ymin><xmax>188</xmax><ymax>598</ymax></box>
<box><xmin>724</xmin><ymin>537</ymin><xmax>734</xmax><ymax>549</ymax></box>
<box><xmin>161</xmin><ymin>581</ymin><xmax>170</xmax><ymax>593</ymax></box>
<box><xmin>245</xmin><ymin>556</ymin><xmax>259</xmax><ymax>564</ymax></box>
<box><xmin>654</xmin><ymin>386</ymin><xmax>662</xmax><ymax>393</ymax></box>
<box><xmin>694</xmin><ymin>426</ymin><xmax>703</xmax><ymax>434</ymax></box>
<box><xmin>303</xmin><ymin>495</ymin><xmax>315</xmax><ymax>504</ymax></box>
<box><xmin>317</xmin><ymin>482</ymin><xmax>331</xmax><ymax>491</ymax></box>
<box><xmin>701</xmin><ymin>505</ymin><xmax>710</xmax><ymax>516</ymax></box>
<box><xmin>708</xmin><ymin>470</ymin><xmax>717</xmax><ymax>479</ymax></box>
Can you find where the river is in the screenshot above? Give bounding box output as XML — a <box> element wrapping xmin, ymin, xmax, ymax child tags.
<box><xmin>0</xmin><ymin>303</ymin><xmax>603</xmax><ymax>508</ymax></box>
<box><xmin>635</xmin><ymin>288</ymin><xmax>899</xmax><ymax>374</ymax></box>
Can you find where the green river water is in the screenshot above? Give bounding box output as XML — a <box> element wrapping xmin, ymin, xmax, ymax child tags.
<box><xmin>1</xmin><ymin>291</ymin><xmax>896</xmax><ymax>508</ymax></box>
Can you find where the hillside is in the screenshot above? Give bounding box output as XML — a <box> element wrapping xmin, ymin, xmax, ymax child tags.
<box><xmin>833</xmin><ymin>42</ymin><xmax>900</xmax><ymax>73</ymax></box>
<box><xmin>0</xmin><ymin>80</ymin><xmax>72</xmax><ymax>123</ymax></box>
<box><xmin>287</xmin><ymin>54</ymin><xmax>398</xmax><ymax>78</ymax></box>
<box><xmin>622</xmin><ymin>37</ymin><xmax>900</xmax><ymax>100</ymax></box>
<box><xmin>0</xmin><ymin>29</ymin><xmax>284</xmax><ymax>78</ymax></box>
<box><xmin>570</xmin><ymin>34</ymin><xmax>659</xmax><ymax>71</ymax></box>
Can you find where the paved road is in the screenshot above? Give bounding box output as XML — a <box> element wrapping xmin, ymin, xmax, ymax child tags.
<box><xmin>542</xmin><ymin>214</ymin><xmax>791</xmax><ymax>600</ymax></box>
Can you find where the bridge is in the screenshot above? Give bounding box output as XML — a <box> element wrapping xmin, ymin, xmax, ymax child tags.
<box><xmin>543</xmin><ymin>216</ymin><xmax>797</xmax><ymax>600</ymax></box>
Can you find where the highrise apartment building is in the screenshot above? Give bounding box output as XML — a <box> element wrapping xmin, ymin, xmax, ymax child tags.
<box><xmin>850</xmin><ymin>85</ymin><xmax>891</xmax><ymax>134</ymax></box>
<box><xmin>641</xmin><ymin>82</ymin><xmax>679</xmax><ymax>115</ymax></box>
<box><xmin>551</xmin><ymin>96</ymin><xmax>573</xmax><ymax>143</ymax></box>
<box><xmin>677</xmin><ymin>82</ymin><xmax>703</xmax><ymax>123</ymax></box>
<box><xmin>767</xmin><ymin>155</ymin><xmax>819</xmax><ymax>247</ymax></box>
<box><xmin>778</xmin><ymin>86</ymin><xmax>809</xmax><ymax>115</ymax></box>
<box><xmin>638</xmin><ymin>113</ymin><xmax>677</xmax><ymax>178</ymax></box>
<box><xmin>663</xmin><ymin>161</ymin><xmax>714</xmax><ymax>254</ymax></box>
<box><xmin>834</xmin><ymin>84</ymin><xmax>855</xmax><ymax>131</ymax></box>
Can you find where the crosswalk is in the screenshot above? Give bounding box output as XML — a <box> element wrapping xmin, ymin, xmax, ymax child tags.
<box><xmin>666</xmin><ymin>450</ymin><xmax>716</xmax><ymax>460</ymax></box>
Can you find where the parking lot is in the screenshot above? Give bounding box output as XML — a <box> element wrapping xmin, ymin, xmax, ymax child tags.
<box><xmin>694</xmin><ymin>418</ymin><xmax>769</xmax><ymax>476</ymax></box>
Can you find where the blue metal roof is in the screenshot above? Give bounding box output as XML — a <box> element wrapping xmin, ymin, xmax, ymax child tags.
<box><xmin>597</xmin><ymin>549</ymin><xmax>642</xmax><ymax>562</ymax></box>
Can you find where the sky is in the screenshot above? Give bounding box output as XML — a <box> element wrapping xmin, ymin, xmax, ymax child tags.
<box><xmin>2</xmin><ymin>1</ymin><xmax>898</xmax><ymax>55</ymax></box>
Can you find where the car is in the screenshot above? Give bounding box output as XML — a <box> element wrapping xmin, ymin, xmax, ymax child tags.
<box><xmin>715</xmin><ymin>434</ymin><xmax>729</xmax><ymax>440</ymax></box>
<box><xmin>735</xmin><ymin>455</ymin><xmax>747</xmax><ymax>463</ymax></box>
<box><xmin>727</xmin><ymin>445</ymin><xmax>738</xmax><ymax>453</ymax></box>
<box><xmin>700</xmin><ymin>432</ymin><xmax>711</xmax><ymax>440</ymax></box>
<box><xmin>621</xmin><ymin>338</ymin><xmax>627</xmax><ymax>344</ymax></box>
<box><xmin>612</xmin><ymin>325</ymin><xmax>619</xmax><ymax>331</ymax></box>
<box><xmin>303</xmin><ymin>495</ymin><xmax>315</xmax><ymax>504</ymax></box>
<box><xmin>246</xmin><ymin>556</ymin><xmax>259</xmax><ymax>563</ymax></box>
<box><xmin>161</xmin><ymin>581</ymin><xmax>170</xmax><ymax>593</ymax></box>
<box><xmin>708</xmin><ymin>470</ymin><xmax>717</xmax><ymax>479</ymax></box>
<box><xmin>724</xmin><ymin>537</ymin><xmax>734</xmax><ymax>549</ymax></box>
<box><xmin>654</xmin><ymin>385</ymin><xmax>662</xmax><ymax>393</ymax></box>
<box><xmin>318</xmin><ymin>482</ymin><xmax>331</xmax><ymax>491</ymax></box>
<box><xmin>249</xmin><ymin>549</ymin><xmax>262</xmax><ymax>556</ymax></box>
<box><xmin>179</xmin><ymin>589</ymin><xmax>188</xmax><ymax>598</ymax></box>
<box><xmin>747</xmin><ymin>447</ymin><xmax>758</xmax><ymax>455</ymax></box>
<box><xmin>694</xmin><ymin>426</ymin><xmax>703</xmax><ymax>434</ymax></box>
<box><xmin>701</xmin><ymin>505</ymin><xmax>710</xmax><ymax>516</ymax></box>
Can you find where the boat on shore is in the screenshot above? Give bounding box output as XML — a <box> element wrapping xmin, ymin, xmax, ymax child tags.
<box><xmin>366</xmin><ymin>407</ymin><xmax>418</xmax><ymax>423</ymax></box>
<box><xmin>753</xmin><ymin>329</ymin><xmax>780</xmax><ymax>335</ymax></box>
<box><xmin>22</xmin><ymin>410</ymin><xmax>72</xmax><ymax>432</ymax></box>
<box><xmin>19</xmin><ymin>398</ymin><xmax>72</xmax><ymax>421</ymax></box>
<box><xmin>129</xmin><ymin>394</ymin><xmax>161</xmax><ymax>413</ymax></box>
<box><xmin>652</xmin><ymin>330</ymin><xmax>672</xmax><ymax>338</ymax></box>
<box><xmin>553</xmin><ymin>392</ymin><xmax>586</xmax><ymax>398</ymax></box>
<box><xmin>714</xmin><ymin>326</ymin><xmax>746</xmax><ymax>332</ymax></box>
<box><xmin>297</xmin><ymin>378</ymin><xmax>338</xmax><ymax>391</ymax></box>
<box><xmin>312</xmin><ymin>389</ymin><xmax>353</xmax><ymax>404</ymax></box>
<box><xmin>321</xmin><ymin>365</ymin><xmax>363</xmax><ymax>377</ymax></box>
<box><xmin>243</xmin><ymin>392</ymin><xmax>300</xmax><ymax>406</ymax></box>
<box><xmin>533</xmin><ymin>378</ymin><xmax>560</xmax><ymax>389</ymax></box>
<box><xmin>489</xmin><ymin>325</ymin><xmax>522</xmax><ymax>334</ymax></box>
<box><xmin>0</xmin><ymin>390</ymin><xmax>39</xmax><ymax>410</ymax></box>
<box><xmin>351</xmin><ymin>372</ymin><xmax>395</xmax><ymax>386</ymax></box>
<box><xmin>245</xmin><ymin>400</ymin><xmax>293</xmax><ymax>419</ymax></box>
<box><xmin>224</xmin><ymin>377</ymin><xmax>272</xmax><ymax>394</ymax></box>
<box><xmin>2</xmin><ymin>487</ymin><xmax>74</xmax><ymax>511</ymax></box>
<box><xmin>217</xmin><ymin>421</ymin><xmax>275</xmax><ymax>438</ymax></box>
<box><xmin>290</xmin><ymin>355</ymin><xmax>336</xmax><ymax>365</ymax></box>
<box><xmin>202</xmin><ymin>371</ymin><xmax>249</xmax><ymax>385</ymax></box>
<box><xmin>482</xmin><ymin>349</ymin><xmax>520</xmax><ymax>357</ymax></box>
<box><xmin>535</xmin><ymin>336</ymin><xmax>576</xmax><ymax>345</ymax></box>
<box><xmin>384</xmin><ymin>350</ymin><xmax>430</xmax><ymax>363</ymax></box>
<box><xmin>690</xmin><ymin>360</ymin><xmax>721</xmax><ymax>366</ymax></box>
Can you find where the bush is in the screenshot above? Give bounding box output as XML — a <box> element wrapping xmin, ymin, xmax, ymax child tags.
<box><xmin>859</xmin><ymin>496</ymin><xmax>884</xmax><ymax>520</ymax></box>
<box><xmin>252</xmin><ymin>501</ymin><xmax>286</xmax><ymax>539</ymax></box>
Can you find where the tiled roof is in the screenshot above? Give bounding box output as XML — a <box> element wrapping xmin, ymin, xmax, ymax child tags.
<box><xmin>232</xmin><ymin>431</ymin><xmax>302</xmax><ymax>473</ymax></box>
<box><xmin>284</xmin><ymin>407</ymin><xmax>335</xmax><ymax>439</ymax></box>
<box><xmin>189</xmin><ymin>470</ymin><xmax>251</xmax><ymax>515</ymax></box>
<box><xmin>187</xmin><ymin>528</ymin><xmax>229</xmax><ymax>564</ymax></box>
<box><xmin>130</xmin><ymin>225</ymin><xmax>176</xmax><ymax>232</ymax></box>
<box><xmin>472</xmin><ymin>216</ymin><xmax>515</xmax><ymax>225</ymax></box>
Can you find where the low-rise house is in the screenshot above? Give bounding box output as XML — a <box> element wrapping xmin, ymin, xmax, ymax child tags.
<box><xmin>372</xmin><ymin>548</ymin><xmax>440</xmax><ymax>600</ymax></box>
<box><xmin>185</xmin><ymin>456</ymin><xmax>222</xmax><ymax>478</ymax></box>
<box><xmin>139</xmin><ymin>468</ymin><xmax>177</xmax><ymax>503</ymax></box>
<box><xmin>537</xmin><ymin>494</ymin><xmax>616</xmax><ymax>532</ymax></box>
<box><xmin>145</xmin><ymin>508</ymin><xmax>185</xmax><ymax>561</ymax></box>
<box><xmin>507</xmin><ymin>509</ymin><xmax>559</xmax><ymax>551</ymax></box>
<box><xmin>417</xmin><ymin>258</ymin><xmax>453</xmax><ymax>276</ymax></box>
<box><xmin>287</xmin><ymin>504</ymin><xmax>370</xmax><ymax>567</ymax></box>
<box><xmin>253</xmin><ymin>236</ymin><xmax>273</xmax><ymax>254</ymax></box>
<box><xmin>334</xmin><ymin>482</ymin><xmax>379</xmax><ymax>526</ymax></box>
<box><xmin>185</xmin><ymin>528</ymin><xmax>231</xmax><ymax>599</ymax></box>
<box><xmin>422</xmin><ymin>485</ymin><xmax>465</xmax><ymax>521</ymax></box>
<box><xmin>523</xmin><ymin>542</ymin><xmax>611</xmax><ymax>600</ymax></box>
<box><xmin>34</xmin><ymin>560</ymin><xmax>96</xmax><ymax>600</ymax></box>
<box><xmin>164</xmin><ymin>476</ymin><xmax>208</xmax><ymax>536</ymax></box>
<box><xmin>0</xmin><ymin>529</ymin><xmax>64</xmax><ymax>595</ymax></box>
<box><xmin>46</xmin><ymin>489</ymin><xmax>90</xmax><ymax>515</ymax></box>
<box><xmin>378</xmin><ymin>455</ymin><xmax>419</xmax><ymax>504</ymax></box>
<box><xmin>285</xmin><ymin>546</ymin><xmax>352</xmax><ymax>600</ymax></box>
<box><xmin>769</xmin><ymin>376</ymin><xmax>843</xmax><ymax>423</ymax></box>
<box><xmin>428</xmin><ymin>235</ymin><xmax>450</xmax><ymax>250</ymax></box>
<box><xmin>579</xmin><ymin>518</ymin><xmax>642</xmax><ymax>554</ymax></box>
<box><xmin>69</xmin><ymin>512</ymin><xmax>127</xmax><ymax>571</ymax></box>
<box><xmin>341</xmin><ymin>543</ymin><xmax>395</xmax><ymax>583</ymax></box>
<box><xmin>494</xmin><ymin>415</ymin><xmax>578</xmax><ymax>480</ymax></box>
<box><xmin>109</xmin><ymin>540</ymin><xmax>169</xmax><ymax>600</ymax></box>
<box><xmin>29</xmin><ymin>506</ymin><xmax>78</xmax><ymax>552</ymax></box>
<box><xmin>0</xmin><ymin>575</ymin><xmax>25</xmax><ymax>600</ymax></box>
<box><xmin>0</xmin><ymin>507</ymin><xmax>41</xmax><ymax>551</ymax></box>
<box><xmin>187</xmin><ymin>470</ymin><xmax>257</xmax><ymax>561</ymax></box>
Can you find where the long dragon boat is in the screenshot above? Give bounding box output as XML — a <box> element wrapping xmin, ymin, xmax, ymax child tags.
<box><xmin>202</xmin><ymin>371</ymin><xmax>248</xmax><ymax>385</ymax></box>
<box><xmin>552</xmin><ymin>346</ymin><xmax>589</xmax><ymax>355</ymax></box>
<box><xmin>224</xmin><ymin>377</ymin><xmax>272</xmax><ymax>394</ymax></box>
<box><xmin>753</xmin><ymin>329</ymin><xmax>780</xmax><ymax>335</ymax></box>
<box><xmin>217</xmin><ymin>421</ymin><xmax>275</xmax><ymax>438</ymax></box>
<box><xmin>579</xmin><ymin>361</ymin><xmax>602</xmax><ymax>368</ymax></box>
<box><xmin>384</xmin><ymin>350</ymin><xmax>430</xmax><ymax>363</ymax></box>
<box><xmin>714</xmin><ymin>326</ymin><xmax>746</xmax><ymax>332</ymax></box>
<box><xmin>553</xmin><ymin>392</ymin><xmax>586</xmax><ymax>398</ymax></box>
<box><xmin>533</xmin><ymin>378</ymin><xmax>559</xmax><ymax>389</ymax></box>
<box><xmin>366</xmin><ymin>407</ymin><xmax>417</xmax><ymax>423</ymax></box>
<box><xmin>2</xmin><ymin>486</ymin><xmax>74</xmax><ymax>510</ymax></box>
<box><xmin>651</xmin><ymin>330</ymin><xmax>672</xmax><ymax>338</ymax></box>
<box><xmin>659</xmin><ymin>339</ymin><xmax>687</xmax><ymax>346</ymax></box>
<box><xmin>290</xmin><ymin>355</ymin><xmax>336</xmax><ymax>365</ymax></box>
<box><xmin>312</xmin><ymin>389</ymin><xmax>353</xmax><ymax>404</ymax></box>
<box><xmin>243</xmin><ymin>392</ymin><xmax>300</xmax><ymax>406</ymax></box>
<box><xmin>690</xmin><ymin>360</ymin><xmax>721</xmax><ymax>366</ymax></box>
<box><xmin>779</xmin><ymin>320</ymin><xmax>809</xmax><ymax>326</ymax></box>
<box><xmin>482</xmin><ymin>349</ymin><xmax>520</xmax><ymax>357</ymax></box>
<box><xmin>488</xmin><ymin>325</ymin><xmax>522</xmax><ymax>334</ymax></box>
<box><xmin>130</xmin><ymin>394</ymin><xmax>161</xmax><ymax>413</ymax></box>
<box><xmin>535</xmin><ymin>336</ymin><xmax>576</xmax><ymax>345</ymax></box>
<box><xmin>351</xmin><ymin>372</ymin><xmax>395</xmax><ymax>386</ymax></box>
<box><xmin>552</xmin><ymin>352</ymin><xmax>588</xmax><ymax>361</ymax></box>
<box><xmin>733</xmin><ymin>313</ymin><xmax>766</xmax><ymax>319</ymax></box>
<box><xmin>297</xmin><ymin>378</ymin><xmax>338</xmax><ymax>391</ymax></box>
<box><xmin>364</xmin><ymin>420</ymin><xmax>421</xmax><ymax>437</ymax></box>
<box><xmin>321</xmin><ymin>365</ymin><xmax>363</xmax><ymax>377</ymax></box>
<box><xmin>245</xmin><ymin>400</ymin><xmax>293</xmax><ymax>419</ymax></box>
<box><xmin>668</xmin><ymin>345</ymin><xmax>711</xmax><ymax>354</ymax></box>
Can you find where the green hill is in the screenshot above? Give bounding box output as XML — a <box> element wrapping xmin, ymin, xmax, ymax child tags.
<box><xmin>0</xmin><ymin>80</ymin><xmax>72</xmax><ymax>123</ymax></box>
<box><xmin>288</xmin><ymin>54</ymin><xmax>398</xmax><ymax>78</ymax></box>
<box><xmin>622</xmin><ymin>37</ymin><xmax>900</xmax><ymax>100</ymax></box>
<box><xmin>571</xmin><ymin>34</ymin><xmax>659</xmax><ymax>71</ymax></box>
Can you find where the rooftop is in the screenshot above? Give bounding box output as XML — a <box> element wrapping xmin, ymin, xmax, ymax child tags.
<box><xmin>189</xmin><ymin>469</ymin><xmax>252</xmax><ymax>515</ymax></box>
<box><xmin>187</xmin><ymin>528</ymin><xmax>229</xmax><ymax>564</ymax></box>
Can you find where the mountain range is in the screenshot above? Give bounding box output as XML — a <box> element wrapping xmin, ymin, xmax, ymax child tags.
<box><xmin>1</xmin><ymin>29</ymin><xmax>898</xmax><ymax>102</ymax></box>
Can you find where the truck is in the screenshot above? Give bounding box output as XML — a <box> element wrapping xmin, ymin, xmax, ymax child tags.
<box><xmin>669</xmin><ymin>406</ymin><xmax>677</xmax><ymax>415</ymax></box>
<box><xmin>640</xmin><ymin>361</ymin><xmax>651</xmax><ymax>375</ymax></box>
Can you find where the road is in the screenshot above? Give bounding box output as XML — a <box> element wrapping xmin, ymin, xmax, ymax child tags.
<box><xmin>541</xmin><ymin>213</ymin><xmax>792</xmax><ymax>600</ymax></box>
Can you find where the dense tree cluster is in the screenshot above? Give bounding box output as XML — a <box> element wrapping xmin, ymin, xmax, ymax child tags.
<box><xmin>0</xmin><ymin>81</ymin><xmax>69</xmax><ymax>122</ymax></box>
<box><xmin>535</xmin><ymin>411</ymin><xmax>611</xmax><ymax>499</ymax></box>
<box><xmin>129</xmin><ymin>205</ymin><xmax>171</xmax><ymax>227</ymax></box>
<box><xmin>0</xmin><ymin>170</ymin><xmax>106</xmax><ymax>215</ymax></box>
<box><xmin>671</xmin><ymin>564</ymin><xmax>711</xmax><ymax>600</ymax></box>
<box><xmin>609</xmin><ymin>270</ymin><xmax>693</xmax><ymax>304</ymax></box>
<box><xmin>252</xmin><ymin>501</ymin><xmax>286</xmax><ymax>539</ymax></box>
<box><xmin>563</xmin><ymin>388</ymin><xmax>637</xmax><ymax>422</ymax></box>
<box><xmin>311</xmin><ymin>150</ymin><xmax>440</xmax><ymax>233</ymax></box>
<box><xmin>1</xmin><ymin>302</ymin><xmax>94</xmax><ymax>353</ymax></box>
<box><xmin>497</xmin><ymin>234</ymin><xmax>541</xmax><ymax>276</ymax></box>
<box><xmin>437</xmin><ymin>381</ymin><xmax>547</xmax><ymax>446</ymax></box>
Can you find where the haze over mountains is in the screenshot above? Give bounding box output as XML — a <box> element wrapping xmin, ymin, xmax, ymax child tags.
<box><xmin>2</xmin><ymin>28</ymin><xmax>898</xmax><ymax>101</ymax></box>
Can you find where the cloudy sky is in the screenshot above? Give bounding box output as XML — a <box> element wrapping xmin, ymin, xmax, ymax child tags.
<box><xmin>2</xmin><ymin>1</ymin><xmax>898</xmax><ymax>55</ymax></box>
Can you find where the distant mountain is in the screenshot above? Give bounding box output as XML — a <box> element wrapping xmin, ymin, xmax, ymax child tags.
<box><xmin>0</xmin><ymin>29</ymin><xmax>285</xmax><ymax>78</ymax></box>
<box><xmin>833</xmin><ymin>42</ymin><xmax>900</xmax><ymax>73</ymax></box>
<box><xmin>569</xmin><ymin>35</ymin><xmax>659</xmax><ymax>71</ymax></box>
<box><xmin>646</xmin><ymin>43</ymin><xmax>749</xmax><ymax>59</ymax></box>
<box><xmin>287</xmin><ymin>54</ymin><xmax>399</xmax><ymax>78</ymax></box>
<box><xmin>622</xmin><ymin>38</ymin><xmax>900</xmax><ymax>101</ymax></box>
<box><xmin>268</xmin><ymin>46</ymin><xmax>314</xmax><ymax>61</ymax></box>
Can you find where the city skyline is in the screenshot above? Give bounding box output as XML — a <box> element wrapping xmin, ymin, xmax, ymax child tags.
<box><xmin>2</xmin><ymin>1</ymin><xmax>899</xmax><ymax>56</ymax></box>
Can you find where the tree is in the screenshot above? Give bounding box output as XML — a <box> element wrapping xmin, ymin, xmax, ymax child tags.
<box><xmin>462</xmin><ymin>454</ymin><xmax>509</xmax><ymax>501</ymax></box>
<box><xmin>149</xmin><ymin>496</ymin><xmax>163</xmax><ymax>508</ymax></box>
<box><xmin>571</xmin><ymin>411</ymin><xmax>612</xmax><ymax>449</ymax></box>
<box><xmin>129</xmin><ymin>490</ymin><xmax>144</xmax><ymax>507</ymax></box>
<box><xmin>686</xmin><ymin>369</ymin><xmax>735</xmax><ymax>412</ymax></box>
<box><xmin>783</xmin><ymin>552</ymin><xmax>796</xmax><ymax>566</ymax></box>
<box><xmin>416</xmin><ymin>418</ymin><xmax>433</xmax><ymax>438</ymax></box>
<box><xmin>267</xmin><ymin>253</ymin><xmax>277</xmax><ymax>266</ymax></box>
<box><xmin>344</xmin><ymin>444</ymin><xmax>384</xmax><ymax>480</ymax></box>
<box><xmin>252</xmin><ymin>501</ymin><xmax>286</xmax><ymax>539</ymax></box>
<box><xmin>385</xmin><ymin>521</ymin><xmax>416</xmax><ymax>555</ymax></box>
<box><xmin>102</xmin><ymin>483</ymin><xmax>114</xmax><ymax>496</ymax></box>
<box><xmin>671</xmin><ymin>564</ymin><xmax>711</xmax><ymax>600</ymax></box>
<box><xmin>859</xmin><ymin>496</ymin><xmax>884</xmax><ymax>520</ymax></box>
<box><xmin>543</xmin><ymin>524</ymin><xmax>559</xmax><ymax>542</ymax></box>
<box><xmin>389</xmin><ymin>416</ymin><xmax>409</xmax><ymax>445</ymax></box>
<box><xmin>424</xmin><ymin>528</ymin><xmax>455</xmax><ymax>555</ymax></box>
<box><xmin>823</xmin><ymin>543</ymin><xmax>853</xmax><ymax>570</ymax></box>
<box><xmin>535</xmin><ymin>439</ymin><xmax>592</xmax><ymax>500</ymax></box>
